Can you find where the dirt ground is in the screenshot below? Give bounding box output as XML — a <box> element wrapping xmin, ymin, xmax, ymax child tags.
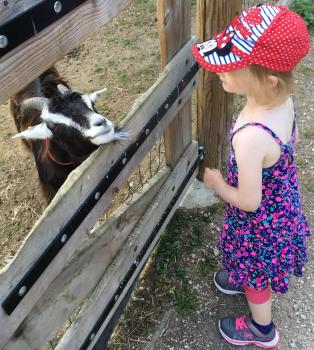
<box><xmin>0</xmin><ymin>0</ymin><xmax>162</xmax><ymax>269</ymax></box>
<box><xmin>0</xmin><ymin>1</ymin><xmax>313</xmax><ymax>350</ymax></box>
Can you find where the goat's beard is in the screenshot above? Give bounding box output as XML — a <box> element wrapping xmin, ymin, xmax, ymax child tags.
<box><xmin>113</xmin><ymin>127</ymin><xmax>129</xmax><ymax>141</ymax></box>
<box><xmin>89</xmin><ymin>127</ymin><xmax>129</xmax><ymax>145</ymax></box>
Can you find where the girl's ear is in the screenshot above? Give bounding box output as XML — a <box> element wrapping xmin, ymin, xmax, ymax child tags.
<box><xmin>267</xmin><ymin>75</ymin><xmax>279</xmax><ymax>89</ymax></box>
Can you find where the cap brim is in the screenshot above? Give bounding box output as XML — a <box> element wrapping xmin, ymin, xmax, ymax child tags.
<box><xmin>192</xmin><ymin>44</ymin><xmax>249</xmax><ymax>73</ymax></box>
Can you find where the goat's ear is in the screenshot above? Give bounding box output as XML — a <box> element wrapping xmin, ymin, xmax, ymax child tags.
<box><xmin>12</xmin><ymin>123</ymin><xmax>53</xmax><ymax>140</ymax></box>
<box><xmin>88</xmin><ymin>88</ymin><xmax>107</xmax><ymax>103</ymax></box>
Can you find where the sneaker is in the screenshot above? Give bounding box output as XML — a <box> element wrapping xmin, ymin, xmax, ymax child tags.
<box><xmin>214</xmin><ymin>271</ymin><xmax>245</xmax><ymax>295</ymax></box>
<box><xmin>219</xmin><ymin>315</ymin><xmax>280</xmax><ymax>348</ymax></box>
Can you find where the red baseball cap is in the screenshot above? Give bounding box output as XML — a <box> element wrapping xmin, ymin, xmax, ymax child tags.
<box><xmin>192</xmin><ymin>4</ymin><xmax>310</xmax><ymax>73</ymax></box>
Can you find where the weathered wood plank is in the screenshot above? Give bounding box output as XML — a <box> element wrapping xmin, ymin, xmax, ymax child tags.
<box><xmin>0</xmin><ymin>0</ymin><xmax>130</xmax><ymax>105</ymax></box>
<box><xmin>2</xmin><ymin>168</ymin><xmax>170</xmax><ymax>350</ymax></box>
<box><xmin>196</xmin><ymin>0</ymin><xmax>241</xmax><ymax>177</ymax></box>
<box><xmin>0</xmin><ymin>38</ymin><xmax>198</xmax><ymax>347</ymax></box>
<box><xmin>0</xmin><ymin>0</ymin><xmax>43</xmax><ymax>24</ymax></box>
<box><xmin>56</xmin><ymin>142</ymin><xmax>199</xmax><ymax>350</ymax></box>
<box><xmin>157</xmin><ymin>0</ymin><xmax>192</xmax><ymax>168</ymax></box>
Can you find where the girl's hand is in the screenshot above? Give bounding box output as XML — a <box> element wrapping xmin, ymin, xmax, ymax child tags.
<box><xmin>203</xmin><ymin>167</ymin><xmax>224</xmax><ymax>192</ymax></box>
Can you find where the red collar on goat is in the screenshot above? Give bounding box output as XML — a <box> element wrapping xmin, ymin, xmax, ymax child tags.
<box><xmin>45</xmin><ymin>138</ymin><xmax>75</xmax><ymax>166</ymax></box>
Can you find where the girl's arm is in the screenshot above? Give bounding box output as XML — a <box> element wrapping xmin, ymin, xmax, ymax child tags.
<box><xmin>204</xmin><ymin>127</ymin><xmax>267</xmax><ymax>212</ymax></box>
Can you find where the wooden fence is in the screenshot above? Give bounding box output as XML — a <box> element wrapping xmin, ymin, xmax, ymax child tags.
<box><xmin>0</xmin><ymin>0</ymin><xmax>254</xmax><ymax>348</ymax></box>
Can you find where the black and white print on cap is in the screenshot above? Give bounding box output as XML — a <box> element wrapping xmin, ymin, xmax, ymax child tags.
<box><xmin>192</xmin><ymin>4</ymin><xmax>281</xmax><ymax>73</ymax></box>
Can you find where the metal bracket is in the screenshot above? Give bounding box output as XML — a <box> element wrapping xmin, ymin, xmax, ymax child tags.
<box><xmin>0</xmin><ymin>1</ymin><xmax>87</xmax><ymax>59</ymax></box>
<box><xmin>198</xmin><ymin>145</ymin><xmax>206</xmax><ymax>160</ymax></box>
<box><xmin>1</xmin><ymin>62</ymin><xmax>199</xmax><ymax>315</ymax></box>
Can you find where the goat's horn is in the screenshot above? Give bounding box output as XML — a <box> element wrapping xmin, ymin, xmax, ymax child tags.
<box><xmin>21</xmin><ymin>97</ymin><xmax>48</xmax><ymax>113</ymax></box>
<box><xmin>57</xmin><ymin>84</ymin><xmax>69</xmax><ymax>94</ymax></box>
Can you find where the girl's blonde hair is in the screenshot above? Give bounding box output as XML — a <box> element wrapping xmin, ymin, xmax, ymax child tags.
<box><xmin>248</xmin><ymin>65</ymin><xmax>293</xmax><ymax>107</ymax></box>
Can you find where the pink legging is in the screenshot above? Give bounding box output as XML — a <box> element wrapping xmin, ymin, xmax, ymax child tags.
<box><xmin>244</xmin><ymin>284</ymin><xmax>271</xmax><ymax>304</ymax></box>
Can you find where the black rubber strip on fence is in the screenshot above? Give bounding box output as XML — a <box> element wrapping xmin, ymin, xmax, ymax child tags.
<box><xmin>90</xmin><ymin>278</ymin><xmax>138</xmax><ymax>350</ymax></box>
<box><xmin>80</xmin><ymin>146</ymin><xmax>204</xmax><ymax>350</ymax></box>
<box><xmin>0</xmin><ymin>0</ymin><xmax>87</xmax><ymax>59</ymax></box>
<box><xmin>1</xmin><ymin>62</ymin><xmax>199</xmax><ymax>315</ymax></box>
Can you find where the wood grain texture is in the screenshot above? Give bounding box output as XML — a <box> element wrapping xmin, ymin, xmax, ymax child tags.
<box><xmin>0</xmin><ymin>38</ymin><xmax>198</xmax><ymax>348</ymax></box>
<box><xmin>2</xmin><ymin>169</ymin><xmax>169</xmax><ymax>350</ymax></box>
<box><xmin>157</xmin><ymin>0</ymin><xmax>192</xmax><ymax>168</ymax></box>
<box><xmin>196</xmin><ymin>0</ymin><xmax>242</xmax><ymax>177</ymax></box>
<box><xmin>0</xmin><ymin>0</ymin><xmax>43</xmax><ymax>25</ymax></box>
<box><xmin>56</xmin><ymin>142</ymin><xmax>199</xmax><ymax>350</ymax></box>
<box><xmin>0</xmin><ymin>0</ymin><xmax>131</xmax><ymax>105</ymax></box>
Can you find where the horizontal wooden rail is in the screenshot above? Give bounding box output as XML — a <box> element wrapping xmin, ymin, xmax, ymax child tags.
<box><xmin>57</xmin><ymin>142</ymin><xmax>199</xmax><ymax>350</ymax></box>
<box><xmin>0</xmin><ymin>0</ymin><xmax>130</xmax><ymax>105</ymax></box>
<box><xmin>2</xmin><ymin>167</ymin><xmax>170</xmax><ymax>350</ymax></box>
<box><xmin>0</xmin><ymin>38</ymin><xmax>198</xmax><ymax>347</ymax></box>
<box><xmin>0</xmin><ymin>0</ymin><xmax>43</xmax><ymax>24</ymax></box>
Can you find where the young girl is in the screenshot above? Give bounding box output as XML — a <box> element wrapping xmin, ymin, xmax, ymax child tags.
<box><xmin>192</xmin><ymin>4</ymin><xmax>311</xmax><ymax>348</ymax></box>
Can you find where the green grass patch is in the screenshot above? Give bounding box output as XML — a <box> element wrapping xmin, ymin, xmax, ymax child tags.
<box><xmin>134</xmin><ymin>0</ymin><xmax>156</xmax><ymax>14</ymax></box>
<box><xmin>199</xmin><ymin>255</ymin><xmax>219</xmax><ymax>276</ymax></box>
<box><xmin>151</xmin><ymin>50</ymin><xmax>160</xmax><ymax>61</ymax></box>
<box><xmin>154</xmin><ymin>230</ymin><xmax>181</xmax><ymax>281</ymax></box>
<box><xmin>135</xmin><ymin>64</ymin><xmax>158</xmax><ymax>78</ymax></box>
<box><xmin>297</xmin><ymin>63</ymin><xmax>314</xmax><ymax>75</ymax></box>
<box><xmin>187</xmin><ymin>226</ymin><xmax>202</xmax><ymax>251</ymax></box>
<box><xmin>169</xmin><ymin>286</ymin><xmax>197</xmax><ymax>315</ymax></box>
<box><xmin>116</xmin><ymin>72</ymin><xmax>129</xmax><ymax>84</ymax></box>
<box><xmin>150</xmin><ymin>210</ymin><xmax>200</xmax><ymax>315</ymax></box>
<box><xmin>121</xmin><ymin>37</ymin><xmax>137</xmax><ymax>48</ymax></box>
<box><xmin>94</xmin><ymin>66</ymin><xmax>106</xmax><ymax>74</ymax></box>
<box><xmin>301</xmin><ymin>129</ymin><xmax>314</xmax><ymax>139</ymax></box>
<box><xmin>297</xmin><ymin>158</ymin><xmax>307</xmax><ymax>168</ymax></box>
<box><xmin>175</xmin><ymin>265</ymin><xmax>187</xmax><ymax>282</ymax></box>
<box><xmin>291</xmin><ymin>0</ymin><xmax>314</xmax><ymax>29</ymax></box>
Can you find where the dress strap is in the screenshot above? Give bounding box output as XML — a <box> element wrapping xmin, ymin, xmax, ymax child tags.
<box><xmin>231</xmin><ymin>122</ymin><xmax>283</xmax><ymax>146</ymax></box>
<box><xmin>290</xmin><ymin>110</ymin><xmax>297</xmax><ymax>144</ymax></box>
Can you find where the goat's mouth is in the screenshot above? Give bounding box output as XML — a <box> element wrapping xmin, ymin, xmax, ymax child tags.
<box><xmin>90</xmin><ymin>127</ymin><xmax>129</xmax><ymax>145</ymax></box>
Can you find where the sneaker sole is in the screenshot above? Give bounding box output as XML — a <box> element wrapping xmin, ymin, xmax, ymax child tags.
<box><xmin>218</xmin><ymin>320</ymin><xmax>280</xmax><ymax>348</ymax></box>
<box><xmin>213</xmin><ymin>272</ymin><xmax>245</xmax><ymax>295</ymax></box>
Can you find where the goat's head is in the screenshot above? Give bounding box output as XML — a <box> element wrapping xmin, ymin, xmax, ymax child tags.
<box><xmin>13</xmin><ymin>85</ymin><xmax>128</xmax><ymax>157</ymax></box>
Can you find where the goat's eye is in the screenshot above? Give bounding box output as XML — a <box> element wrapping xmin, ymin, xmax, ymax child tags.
<box><xmin>46</xmin><ymin>122</ymin><xmax>56</xmax><ymax>130</ymax></box>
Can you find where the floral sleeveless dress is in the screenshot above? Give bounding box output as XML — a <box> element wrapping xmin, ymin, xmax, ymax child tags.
<box><xmin>217</xmin><ymin>120</ymin><xmax>311</xmax><ymax>293</ymax></box>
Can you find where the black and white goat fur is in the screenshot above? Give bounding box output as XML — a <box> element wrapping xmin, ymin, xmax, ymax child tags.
<box><xmin>11</xmin><ymin>66</ymin><xmax>127</xmax><ymax>204</ymax></box>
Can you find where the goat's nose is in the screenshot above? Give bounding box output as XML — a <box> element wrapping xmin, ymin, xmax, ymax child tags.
<box><xmin>93</xmin><ymin>119</ymin><xmax>107</xmax><ymax>127</ymax></box>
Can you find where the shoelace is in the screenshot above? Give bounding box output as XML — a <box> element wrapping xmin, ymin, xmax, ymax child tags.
<box><xmin>236</xmin><ymin>316</ymin><xmax>248</xmax><ymax>330</ymax></box>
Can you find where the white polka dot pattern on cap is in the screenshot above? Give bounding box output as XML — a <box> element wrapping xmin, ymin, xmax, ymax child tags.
<box><xmin>192</xmin><ymin>4</ymin><xmax>311</xmax><ymax>73</ymax></box>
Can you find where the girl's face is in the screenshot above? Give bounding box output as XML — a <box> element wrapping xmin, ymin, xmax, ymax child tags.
<box><xmin>217</xmin><ymin>68</ymin><xmax>253</xmax><ymax>95</ymax></box>
<box><xmin>217</xmin><ymin>67</ymin><xmax>281</xmax><ymax>106</ymax></box>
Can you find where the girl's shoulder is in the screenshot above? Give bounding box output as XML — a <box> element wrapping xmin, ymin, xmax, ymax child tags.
<box><xmin>232</xmin><ymin>125</ymin><xmax>273</xmax><ymax>155</ymax></box>
<box><xmin>232</xmin><ymin>98</ymin><xmax>295</xmax><ymax>145</ymax></box>
<box><xmin>231</xmin><ymin>99</ymin><xmax>296</xmax><ymax>168</ymax></box>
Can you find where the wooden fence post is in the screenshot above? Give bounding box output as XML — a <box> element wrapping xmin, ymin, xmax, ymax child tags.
<box><xmin>196</xmin><ymin>0</ymin><xmax>242</xmax><ymax>178</ymax></box>
<box><xmin>157</xmin><ymin>0</ymin><xmax>192</xmax><ymax>168</ymax></box>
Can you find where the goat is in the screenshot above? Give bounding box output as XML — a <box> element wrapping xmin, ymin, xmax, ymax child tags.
<box><xmin>10</xmin><ymin>66</ymin><xmax>128</xmax><ymax>204</ymax></box>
